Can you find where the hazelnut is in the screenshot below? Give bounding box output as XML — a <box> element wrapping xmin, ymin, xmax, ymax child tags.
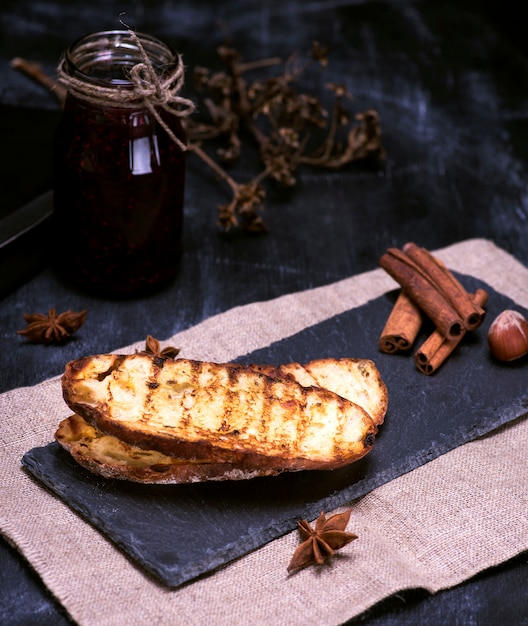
<box><xmin>487</xmin><ymin>309</ymin><xmax>528</xmax><ymax>362</ymax></box>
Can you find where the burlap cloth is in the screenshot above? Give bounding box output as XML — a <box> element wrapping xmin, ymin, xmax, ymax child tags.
<box><xmin>2</xmin><ymin>238</ymin><xmax>527</xmax><ymax>625</ymax></box>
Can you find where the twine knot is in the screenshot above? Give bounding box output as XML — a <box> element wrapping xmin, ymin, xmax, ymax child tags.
<box><xmin>57</xmin><ymin>28</ymin><xmax>195</xmax><ymax>151</ymax></box>
<box><xmin>129</xmin><ymin>63</ymin><xmax>164</xmax><ymax>99</ymax></box>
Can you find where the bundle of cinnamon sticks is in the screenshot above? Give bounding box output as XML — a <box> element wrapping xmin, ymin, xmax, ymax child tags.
<box><xmin>378</xmin><ymin>243</ymin><xmax>488</xmax><ymax>374</ymax></box>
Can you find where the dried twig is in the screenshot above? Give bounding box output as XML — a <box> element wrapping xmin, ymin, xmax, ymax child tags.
<box><xmin>10</xmin><ymin>57</ymin><xmax>67</xmax><ymax>104</ymax></box>
<box><xmin>11</xmin><ymin>40</ymin><xmax>386</xmax><ymax>232</ymax></box>
<box><xmin>186</xmin><ymin>41</ymin><xmax>385</xmax><ymax>230</ymax></box>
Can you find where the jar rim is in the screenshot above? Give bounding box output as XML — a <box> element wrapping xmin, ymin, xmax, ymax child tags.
<box><xmin>63</xmin><ymin>30</ymin><xmax>176</xmax><ymax>88</ymax></box>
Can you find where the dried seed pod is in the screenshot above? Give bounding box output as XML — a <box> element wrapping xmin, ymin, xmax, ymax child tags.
<box><xmin>487</xmin><ymin>309</ymin><xmax>528</xmax><ymax>362</ymax></box>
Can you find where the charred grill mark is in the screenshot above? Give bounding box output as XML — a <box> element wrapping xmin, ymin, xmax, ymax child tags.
<box><xmin>333</xmin><ymin>396</ymin><xmax>348</xmax><ymax>461</ymax></box>
<box><xmin>277</xmin><ymin>364</ymin><xmax>298</xmax><ymax>383</ymax></box>
<box><xmin>221</xmin><ymin>365</ymin><xmax>245</xmax><ymax>434</ymax></box>
<box><xmin>152</xmin><ymin>356</ymin><xmax>166</xmax><ymax>369</ymax></box>
<box><xmin>178</xmin><ymin>360</ymin><xmax>201</xmax><ymax>428</ymax></box>
<box><xmin>259</xmin><ymin>373</ymin><xmax>274</xmax><ymax>442</ymax></box>
<box><xmin>284</xmin><ymin>381</ymin><xmax>303</xmax><ymax>457</ymax></box>
<box><xmin>302</xmin><ymin>394</ymin><xmax>316</xmax><ymax>456</ymax></box>
<box><xmin>180</xmin><ymin>411</ymin><xmax>191</xmax><ymax>428</ymax></box>
<box><xmin>227</xmin><ymin>364</ymin><xmax>242</xmax><ymax>386</ymax></box>
<box><xmin>142</xmin><ymin>358</ymin><xmax>163</xmax><ymax>426</ymax></box>
<box><xmin>147</xmin><ymin>356</ymin><xmax>163</xmax><ymax>404</ymax></box>
<box><xmin>253</xmin><ymin>363</ymin><xmax>280</xmax><ymax>379</ymax></box>
<box><xmin>190</xmin><ymin>359</ymin><xmax>201</xmax><ymax>387</ymax></box>
<box><xmin>364</xmin><ymin>432</ymin><xmax>376</xmax><ymax>448</ymax></box>
<box><xmin>151</xmin><ymin>464</ymin><xmax>171</xmax><ymax>473</ymax></box>
<box><xmin>284</xmin><ymin>368</ymin><xmax>312</xmax><ymax>458</ymax></box>
<box><xmin>226</xmin><ymin>365</ymin><xmax>242</xmax><ymax>410</ymax></box>
<box><xmin>358</xmin><ymin>362</ymin><xmax>371</xmax><ymax>379</ymax></box>
<box><xmin>96</xmin><ymin>355</ymin><xmax>126</xmax><ymax>381</ymax></box>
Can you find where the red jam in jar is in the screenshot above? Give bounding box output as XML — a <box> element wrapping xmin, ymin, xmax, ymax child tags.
<box><xmin>53</xmin><ymin>30</ymin><xmax>189</xmax><ymax>296</ymax></box>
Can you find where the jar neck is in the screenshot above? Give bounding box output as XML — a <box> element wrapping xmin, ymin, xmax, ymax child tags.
<box><xmin>62</xmin><ymin>30</ymin><xmax>176</xmax><ymax>91</ymax></box>
<box><xmin>57</xmin><ymin>29</ymin><xmax>194</xmax><ymax>152</ymax></box>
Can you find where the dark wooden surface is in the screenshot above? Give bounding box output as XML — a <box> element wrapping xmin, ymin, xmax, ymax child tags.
<box><xmin>1</xmin><ymin>1</ymin><xmax>528</xmax><ymax>624</ymax></box>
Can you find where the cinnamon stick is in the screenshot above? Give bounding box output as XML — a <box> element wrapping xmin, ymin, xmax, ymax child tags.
<box><xmin>379</xmin><ymin>290</ymin><xmax>422</xmax><ymax>353</ymax></box>
<box><xmin>415</xmin><ymin>288</ymin><xmax>489</xmax><ymax>375</ymax></box>
<box><xmin>402</xmin><ymin>242</ymin><xmax>485</xmax><ymax>330</ymax></box>
<box><xmin>379</xmin><ymin>248</ymin><xmax>464</xmax><ymax>340</ymax></box>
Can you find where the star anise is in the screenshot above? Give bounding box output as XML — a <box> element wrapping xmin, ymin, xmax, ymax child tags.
<box><xmin>287</xmin><ymin>508</ymin><xmax>357</xmax><ymax>573</ymax></box>
<box><xmin>142</xmin><ymin>335</ymin><xmax>181</xmax><ymax>359</ymax></box>
<box><xmin>17</xmin><ymin>308</ymin><xmax>87</xmax><ymax>344</ymax></box>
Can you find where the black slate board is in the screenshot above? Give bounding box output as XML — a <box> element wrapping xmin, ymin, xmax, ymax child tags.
<box><xmin>22</xmin><ymin>274</ymin><xmax>528</xmax><ymax>588</ymax></box>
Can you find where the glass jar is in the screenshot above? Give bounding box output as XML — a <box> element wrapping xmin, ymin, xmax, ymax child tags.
<box><xmin>53</xmin><ymin>30</ymin><xmax>189</xmax><ymax>296</ymax></box>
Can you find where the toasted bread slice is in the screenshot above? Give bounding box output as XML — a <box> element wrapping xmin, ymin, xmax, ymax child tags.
<box><xmin>62</xmin><ymin>354</ymin><xmax>377</xmax><ymax>471</ymax></box>
<box><xmin>247</xmin><ymin>358</ymin><xmax>387</xmax><ymax>426</ymax></box>
<box><xmin>303</xmin><ymin>358</ymin><xmax>387</xmax><ymax>426</ymax></box>
<box><xmin>55</xmin><ymin>414</ymin><xmax>280</xmax><ymax>483</ymax></box>
<box><xmin>57</xmin><ymin>357</ymin><xmax>387</xmax><ymax>483</ymax></box>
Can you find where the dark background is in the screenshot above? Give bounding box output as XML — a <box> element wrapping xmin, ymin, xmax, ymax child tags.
<box><xmin>1</xmin><ymin>1</ymin><xmax>527</xmax><ymax>624</ymax></box>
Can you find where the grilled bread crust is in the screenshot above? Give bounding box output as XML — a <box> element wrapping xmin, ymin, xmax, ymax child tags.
<box><xmin>55</xmin><ymin>414</ymin><xmax>281</xmax><ymax>484</ymax></box>
<box><xmin>62</xmin><ymin>354</ymin><xmax>377</xmax><ymax>471</ymax></box>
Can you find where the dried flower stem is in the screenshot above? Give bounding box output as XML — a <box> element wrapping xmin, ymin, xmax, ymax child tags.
<box><xmin>237</xmin><ymin>57</ymin><xmax>282</xmax><ymax>73</ymax></box>
<box><xmin>11</xmin><ymin>39</ymin><xmax>386</xmax><ymax>232</ymax></box>
<box><xmin>188</xmin><ymin>142</ymin><xmax>238</xmax><ymax>193</ymax></box>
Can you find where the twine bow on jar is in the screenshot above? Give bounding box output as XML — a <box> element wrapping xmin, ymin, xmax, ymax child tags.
<box><xmin>56</xmin><ymin>27</ymin><xmax>195</xmax><ymax>151</ymax></box>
